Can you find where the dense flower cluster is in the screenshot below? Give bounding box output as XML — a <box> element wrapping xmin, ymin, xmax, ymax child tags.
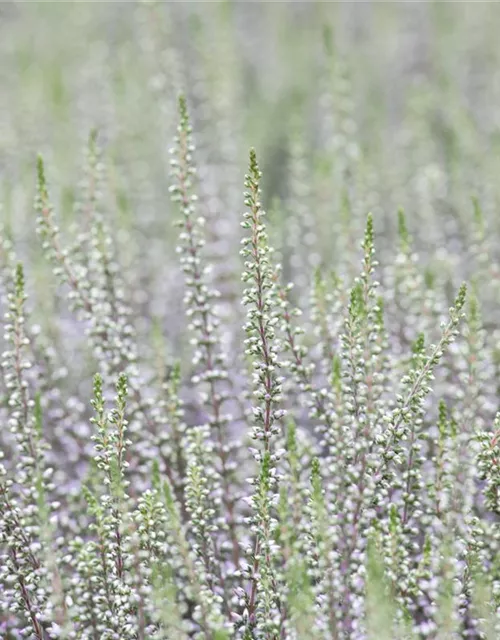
<box><xmin>1</xmin><ymin>94</ymin><xmax>499</xmax><ymax>640</ymax></box>
<box><xmin>3</xmin><ymin>5</ymin><xmax>500</xmax><ymax>638</ymax></box>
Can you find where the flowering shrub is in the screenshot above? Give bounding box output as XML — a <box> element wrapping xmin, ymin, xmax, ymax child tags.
<box><xmin>2</xmin><ymin>3</ymin><xmax>500</xmax><ymax>639</ymax></box>
<box><xmin>0</xmin><ymin>94</ymin><xmax>498</xmax><ymax>639</ymax></box>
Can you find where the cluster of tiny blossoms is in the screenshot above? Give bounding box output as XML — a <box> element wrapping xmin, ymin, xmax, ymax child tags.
<box><xmin>1</xmin><ymin>95</ymin><xmax>500</xmax><ymax>640</ymax></box>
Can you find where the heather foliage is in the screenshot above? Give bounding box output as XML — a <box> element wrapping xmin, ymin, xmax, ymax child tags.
<box><xmin>2</xmin><ymin>3</ymin><xmax>500</xmax><ymax>639</ymax></box>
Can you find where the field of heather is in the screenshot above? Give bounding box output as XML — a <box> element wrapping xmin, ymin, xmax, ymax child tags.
<box><xmin>1</xmin><ymin>3</ymin><xmax>500</xmax><ymax>638</ymax></box>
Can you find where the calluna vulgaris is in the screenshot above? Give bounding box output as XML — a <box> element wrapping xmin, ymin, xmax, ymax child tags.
<box><xmin>1</xmin><ymin>91</ymin><xmax>500</xmax><ymax>640</ymax></box>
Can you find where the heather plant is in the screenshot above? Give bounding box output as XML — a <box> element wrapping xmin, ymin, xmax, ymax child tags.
<box><xmin>0</xmin><ymin>94</ymin><xmax>499</xmax><ymax>639</ymax></box>
<box><xmin>3</xmin><ymin>3</ymin><xmax>500</xmax><ymax>639</ymax></box>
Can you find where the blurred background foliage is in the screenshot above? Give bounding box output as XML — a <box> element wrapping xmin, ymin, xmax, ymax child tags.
<box><xmin>2</xmin><ymin>0</ymin><xmax>500</xmax><ymax>357</ymax></box>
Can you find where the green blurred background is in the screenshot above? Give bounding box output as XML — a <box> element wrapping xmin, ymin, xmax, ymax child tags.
<box><xmin>2</xmin><ymin>1</ymin><xmax>500</xmax><ymax>347</ymax></box>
